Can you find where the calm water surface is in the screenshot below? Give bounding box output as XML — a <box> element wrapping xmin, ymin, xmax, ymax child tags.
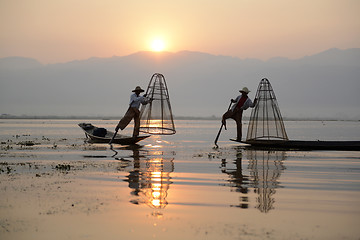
<box><xmin>0</xmin><ymin>119</ymin><xmax>359</xmax><ymax>240</ymax></box>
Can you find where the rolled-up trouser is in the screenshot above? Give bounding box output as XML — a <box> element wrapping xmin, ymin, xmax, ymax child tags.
<box><xmin>222</xmin><ymin>109</ymin><xmax>243</xmax><ymax>141</ymax></box>
<box><xmin>116</xmin><ymin>107</ymin><xmax>140</xmax><ymax>137</ymax></box>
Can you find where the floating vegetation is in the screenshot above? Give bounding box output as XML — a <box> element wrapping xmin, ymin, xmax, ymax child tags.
<box><xmin>208</xmin><ymin>152</ymin><xmax>222</xmax><ymax>159</ymax></box>
<box><xmin>55</xmin><ymin>164</ymin><xmax>71</xmax><ymax>171</ymax></box>
<box><xmin>42</xmin><ymin>136</ymin><xmax>50</xmax><ymax>141</ymax></box>
<box><xmin>0</xmin><ymin>144</ymin><xmax>12</xmax><ymax>150</ymax></box>
<box><xmin>193</xmin><ymin>153</ymin><xmax>204</xmax><ymax>157</ymax></box>
<box><xmin>17</xmin><ymin>141</ymin><xmax>40</xmax><ymax>146</ymax></box>
<box><xmin>0</xmin><ymin>166</ymin><xmax>14</xmax><ymax>174</ymax></box>
<box><xmin>0</xmin><ymin>162</ymin><xmax>12</xmax><ymax>174</ymax></box>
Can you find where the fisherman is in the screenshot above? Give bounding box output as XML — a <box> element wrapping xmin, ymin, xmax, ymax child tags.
<box><xmin>222</xmin><ymin>87</ymin><xmax>257</xmax><ymax>141</ymax></box>
<box><xmin>115</xmin><ymin>86</ymin><xmax>150</xmax><ymax>137</ymax></box>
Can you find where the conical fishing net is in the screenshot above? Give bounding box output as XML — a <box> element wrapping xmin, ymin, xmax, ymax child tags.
<box><xmin>246</xmin><ymin>78</ymin><xmax>288</xmax><ymax>141</ymax></box>
<box><xmin>139</xmin><ymin>73</ymin><xmax>176</xmax><ymax>135</ymax></box>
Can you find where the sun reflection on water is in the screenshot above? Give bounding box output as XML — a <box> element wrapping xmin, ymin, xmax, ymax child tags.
<box><xmin>125</xmin><ymin>147</ymin><xmax>174</xmax><ymax>216</ymax></box>
<box><xmin>146</xmin><ymin>119</ymin><xmax>164</xmax><ymax>135</ymax></box>
<box><xmin>140</xmin><ymin>118</ymin><xmax>176</xmax><ymax>135</ymax></box>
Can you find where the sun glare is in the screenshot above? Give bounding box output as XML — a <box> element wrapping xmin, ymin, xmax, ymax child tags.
<box><xmin>151</xmin><ymin>39</ymin><xmax>165</xmax><ymax>52</ymax></box>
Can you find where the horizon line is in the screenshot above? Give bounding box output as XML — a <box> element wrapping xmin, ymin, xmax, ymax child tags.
<box><xmin>1</xmin><ymin>47</ymin><xmax>358</xmax><ymax>65</ymax></box>
<box><xmin>1</xmin><ymin>114</ymin><xmax>358</xmax><ymax>121</ymax></box>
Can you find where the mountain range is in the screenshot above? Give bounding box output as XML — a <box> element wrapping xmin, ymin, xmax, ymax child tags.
<box><xmin>1</xmin><ymin>48</ymin><xmax>359</xmax><ymax>120</ymax></box>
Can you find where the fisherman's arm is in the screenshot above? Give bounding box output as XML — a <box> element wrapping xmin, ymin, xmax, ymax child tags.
<box><xmin>131</xmin><ymin>94</ymin><xmax>143</xmax><ymax>103</ymax></box>
<box><xmin>250</xmin><ymin>98</ymin><xmax>257</xmax><ymax>108</ymax></box>
<box><xmin>140</xmin><ymin>94</ymin><xmax>152</xmax><ymax>105</ymax></box>
<box><xmin>231</xmin><ymin>96</ymin><xmax>240</xmax><ymax>103</ymax></box>
<box><xmin>240</xmin><ymin>98</ymin><xmax>256</xmax><ymax>110</ymax></box>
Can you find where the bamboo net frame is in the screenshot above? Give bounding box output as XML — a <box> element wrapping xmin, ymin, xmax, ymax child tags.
<box><xmin>246</xmin><ymin>78</ymin><xmax>288</xmax><ymax>141</ymax></box>
<box><xmin>139</xmin><ymin>73</ymin><xmax>176</xmax><ymax>135</ymax></box>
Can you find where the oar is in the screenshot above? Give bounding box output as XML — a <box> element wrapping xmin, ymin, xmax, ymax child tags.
<box><xmin>109</xmin><ymin>129</ymin><xmax>119</xmax><ymax>145</ymax></box>
<box><xmin>214</xmin><ymin>101</ymin><xmax>232</xmax><ymax>148</ymax></box>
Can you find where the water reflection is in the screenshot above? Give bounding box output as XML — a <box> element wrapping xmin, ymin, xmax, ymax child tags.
<box><xmin>222</xmin><ymin>148</ymin><xmax>286</xmax><ymax>213</ymax></box>
<box><xmin>220</xmin><ymin>152</ymin><xmax>250</xmax><ymax>209</ymax></box>
<box><xmin>246</xmin><ymin>150</ymin><xmax>286</xmax><ymax>213</ymax></box>
<box><xmin>124</xmin><ymin>149</ymin><xmax>174</xmax><ymax>215</ymax></box>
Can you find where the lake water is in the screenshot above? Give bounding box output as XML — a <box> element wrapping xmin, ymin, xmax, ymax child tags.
<box><xmin>0</xmin><ymin>119</ymin><xmax>360</xmax><ymax>240</ymax></box>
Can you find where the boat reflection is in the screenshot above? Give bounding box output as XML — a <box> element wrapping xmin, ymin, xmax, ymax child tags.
<box><xmin>124</xmin><ymin>149</ymin><xmax>174</xmax><ymax>215</ymax></box>
<box><xmin>222</xmin><ymin>148</ymin><xmax>286</xmax><ymax>213</ymax></box>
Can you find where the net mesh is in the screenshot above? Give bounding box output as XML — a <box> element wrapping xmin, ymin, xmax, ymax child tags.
<box><xmin>139</xmin><ymin>73</ymin><xmax>176</xmax><ymax>135</ymax></box>
<box><xmin>246</xmin><ymin>78</ymin><xmax>288</xmax><ymax>141</ymax></box>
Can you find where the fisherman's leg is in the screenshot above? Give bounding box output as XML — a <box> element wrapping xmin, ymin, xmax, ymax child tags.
<box><xmin>222</xmin><ymin>110</ymin><xmax>233</xmax><ymax>130</ymax></box>
<box><xmin>235</xmin><ymin>121</ymin><xmax>242</xmax><ymax>141</ymax></box>
<box><xmin>132</xmin><ymin>109</ymin><xmax>141</xmax><ymax>137</ymax></box>
<box><xmin>116</xmin><ymin>108</ymin><xmax>135</xmax><ymax>131</ymax></box>
<box><xmin>234</xmin><ymin>111</ymin><xmax>243</xmax><ymax>141</ymax></box>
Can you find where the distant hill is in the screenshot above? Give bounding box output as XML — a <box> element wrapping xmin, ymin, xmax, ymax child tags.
<box><xmin>1</xmin><ymin>48</ymin><xmax>359</xmax><ymax>120</ymax></box>
<box><xmin>298</xmin><ymin>48</ymin><xmax>360</xmax><ymax>66</ymax></box>
<box><xmin>0</xmin><ymin>56</ymin><xmax>43</xmax><ymax>70</ymax></box>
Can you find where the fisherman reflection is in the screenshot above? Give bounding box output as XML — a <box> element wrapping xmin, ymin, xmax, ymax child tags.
<box><xmin>109</xmin><ymin>145</ymin><xmax>143</xmax><ymax>171</ymax></box>
<box><xmin>124</xmin><ymin>149</ymin><xmax>142</xmax><ymax>196</ymax></box>
<box><xmin>246</xmin><ymin>150</ymin><xmax>286</xmax><ymax>213</ymax></box>
<box><xmin>124</xmin><ymin>150</ymin><xmax>174</xmax><ymax>213</ymax></box>
<box><xmin>221</xmin><ymin>148</ymin><xmax>250</xmax><ymax>209</ymax></box>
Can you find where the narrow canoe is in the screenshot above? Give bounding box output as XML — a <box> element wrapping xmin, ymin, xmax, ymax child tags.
<box><xmin>78</xmin><ymin>123</ymin><xmax>150</xmax><ymax>145</ymax></box>
<box><xmin>230</xmin><ymin>139</ymin><xmax>360</xmax><ymax>151</ymax></box>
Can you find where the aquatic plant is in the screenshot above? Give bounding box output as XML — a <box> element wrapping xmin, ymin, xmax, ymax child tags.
<box><xmin>17</xmin><ymin>141</ymin><xmax>39</xmax><ymax>146</ymax></box>
<box><xmin>55</xmin><ymin>164</ymin><xmax>71</xmax><ymax>171</ymax></box>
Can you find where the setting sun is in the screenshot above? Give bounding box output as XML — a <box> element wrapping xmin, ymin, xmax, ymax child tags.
<box><xmin>151</xmin><ymin>39</ymin><xmax>165</xmax><ymax>52</ymax></box>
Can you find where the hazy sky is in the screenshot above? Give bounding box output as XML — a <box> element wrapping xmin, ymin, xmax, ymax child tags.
<box><xmin>1</xmin><ymin>0</ymin><xmax>359</xmax><ymax>64</ymax></box>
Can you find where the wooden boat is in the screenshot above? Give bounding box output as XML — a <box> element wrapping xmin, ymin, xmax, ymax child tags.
<box><xmin>78</xmin><ymin>123</ymin><xmax>150</xmax><ymax>145</ymax></box>
<box><xmin>230</xmin><ymin>139</ymin><xmax>360</xmax><ymax>151</ymax></box>
<box><xmin>228</xmin><ymin>79</ymin><xmax>360</xmax><ymax>151</ymax></box>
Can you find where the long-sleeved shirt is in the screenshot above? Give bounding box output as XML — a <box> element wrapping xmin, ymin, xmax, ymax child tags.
<box><xmin>231</xmin><ymin>94</ymin><xmax>256</xmax><ymax>112</ymax></box>
<box><xmin>129</xmin><ymin>93</ymin><xmax>149</xmax><ymax>109</ymax></box>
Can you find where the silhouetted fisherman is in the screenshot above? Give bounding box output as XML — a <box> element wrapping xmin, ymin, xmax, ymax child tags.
<box><xmin>222</xmin><ymin>87</ymin><xmax>257</xmax><ymax>141</ymax></box>
<box><xmin>115</xmin><ymin>86</ymin><xmax>150</xmax><ymax>137</ymax></box>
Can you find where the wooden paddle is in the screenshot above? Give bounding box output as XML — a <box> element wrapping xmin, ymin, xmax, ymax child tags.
<box><xmin>109</xmin><ymin>129</ymin><xmax>119</xmax><ymax>145</ymax></box>
<box><xmin>214</xmin><ymin>101</ymin><xmax>232</xmax><ymax>148</ymax></box>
